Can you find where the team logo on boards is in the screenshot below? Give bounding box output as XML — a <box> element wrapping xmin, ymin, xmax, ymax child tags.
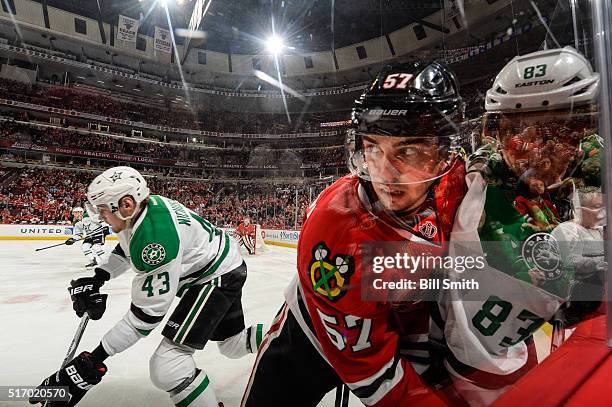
<box><xmin>521</xmin><ymin>232</ymin><xmax>562</xmax><ymax>280</ymax></box>
<box><xmin>142</xmin><ymin>243</ymin><xmax>166</xmax><ymax>266</ymax></box>
<box><xmin>309</xmin><ymin>242</ymin><xmax>354</xmax><ymax>302</ymax></box>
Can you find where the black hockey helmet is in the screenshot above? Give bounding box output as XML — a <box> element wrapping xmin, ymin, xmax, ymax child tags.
<box><xmin>348</xmin><ymin>60</ymin><xmax>465</xmax><ymax>186</ymax></box>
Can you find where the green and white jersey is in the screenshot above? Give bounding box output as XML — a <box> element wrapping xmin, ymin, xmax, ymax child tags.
<box><xmin>433</xmin><ymin>165</ymin><xmax>564</xmax><ymax>383</ymax></box>
<box><xmin>100</xmin><ymin>195</ymin><xmax>243</xmax><ymax>356</ymax></box>
<box><xmin>73</xmin><ymin>214</ymin><xmax>106</xmax><ymax>238</ymax></box>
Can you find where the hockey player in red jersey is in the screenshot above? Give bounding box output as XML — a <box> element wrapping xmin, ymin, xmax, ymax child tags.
<box><xmin>242</xmin><ymin>61</ymin><xmax>467</xmax><ymax>407</ymax></box>
<box><xmin>235</xmin><ymin>218</ymin><xmax>256</xmax><ymax>255</ymax></box>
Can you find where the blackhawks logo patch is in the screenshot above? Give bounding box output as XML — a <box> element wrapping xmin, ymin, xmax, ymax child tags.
<box><xmin>142</xmin><ymin>243</ymin><xmax>166</xmax><ymax>266</ymax></box>
<box><xmin>309</xmin><ymin>242</ymin><xmax>354</xmax><ymax>301</ymax></box>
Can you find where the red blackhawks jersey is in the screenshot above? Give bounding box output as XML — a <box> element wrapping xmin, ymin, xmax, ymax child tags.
<box><xmin>284</xmin><ymin>163</ymin><xmax>466</xmax><ymax>407</ymax></box>
<box><xmin>236</xmin><ymin>222</ymin><xmax>256</xmax><ymax>237</ymax></box>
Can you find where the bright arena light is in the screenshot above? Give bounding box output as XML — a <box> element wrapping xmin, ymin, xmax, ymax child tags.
<box><xmin>265</xmin><ymin>35</ymin><xmax>285</xmax><ymax>55</ymax></box>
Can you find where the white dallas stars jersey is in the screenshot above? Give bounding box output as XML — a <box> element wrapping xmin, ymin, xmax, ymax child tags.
<box><xmin>99</xmin><ymin>195</ymin><xmax>243</xmax><ymax>356</ymax></box>
<box><xmin>73</xmin><ymin>214</ymin><xmax>107</xmax><ymax>238</ymax></box>
<box><xmin>432</xmin><ymin>171</ymin><xmax>565</xmax><ymax>404</ymax></box>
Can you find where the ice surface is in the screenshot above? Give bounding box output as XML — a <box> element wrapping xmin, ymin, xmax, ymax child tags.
<box><xmin>0</xmin><ymin>241</ymin><xmax>336</xmax><ymax>406</ymax></box>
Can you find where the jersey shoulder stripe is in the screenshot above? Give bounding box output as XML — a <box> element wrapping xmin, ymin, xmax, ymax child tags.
<box><xmin>130</xmin><ymin>195</ymin><xmax>180</xmax><ymax>273</ymax></box>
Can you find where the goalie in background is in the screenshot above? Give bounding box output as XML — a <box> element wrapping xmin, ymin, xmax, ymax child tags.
<box><xmin>235</xmin><ymin>218</ymin><xmax>256</xmax><ymax>255</ymax></box>
<box><xmin>66</xmin><ymin>206</ymin><xmax>111</xmax><ymax>268</ymax></box>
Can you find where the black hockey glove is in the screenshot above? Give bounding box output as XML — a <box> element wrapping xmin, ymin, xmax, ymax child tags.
<box><xmin>102</xmin><ymin>226</ymin><xmax>111</xmax><ymax>236</ymax></box>
<box><xmin>68</xmin><ymin>277</ymin><xmax>107</xmax><ymax>320</ymax></box>
<box><xmin>65</xmin><ymin>238</ymin><xmax>77</xmax><ymax>246</ymax></box>
<box><xmin>29</xmin><ymin>351</ymin><xmax>107</xmax><ymax>407</ymax></box>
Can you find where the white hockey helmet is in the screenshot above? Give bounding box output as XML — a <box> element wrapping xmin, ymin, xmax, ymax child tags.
<box><xmin>485</xmin><ymin>46</ymin><xmax>599</xmax><ymax>113</ymax></box>
<box><xmin>86</xmin><ymin>166</ymin><xmax>150</xmax><ymax>221</ymax></box>
<box><xmin>72</xmin><ymin>207</ymin><xmax>84</xmax><ymax>213</ymax></box>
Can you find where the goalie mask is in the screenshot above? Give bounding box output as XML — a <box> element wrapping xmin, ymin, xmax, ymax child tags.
<box><xmin>86</xmin><ymin>166</ymin><xmax>150</xmax><ymax>221</ymax></box>
<box><xmin>348</xmin><ymin>61</ymin><xmax>465</xmax><ymax>213</ymax></box>
<box><xmin>482</xmin><ymin>47</ymin><xmax>600</xmax><ymax>185</ymax></box>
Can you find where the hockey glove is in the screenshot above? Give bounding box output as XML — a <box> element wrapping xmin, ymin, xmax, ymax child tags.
<box><xmin>102</xmin><ymin>226</ymin><xmax>111</xmax><ymax>236</ymax></box>
<box><xmin>65</xmin><ymin>238</ymin><xmax>77</xmax><ymax>246</ymax></box>
<box><xmin>68</xmin><ymin>278</ymin><xmax>107</xmax><ymax>320</ymax></box>
<box><xmin>29</xmin><ymin>351</ymin><xmax>107</xmax><ymax>407</ymax></box>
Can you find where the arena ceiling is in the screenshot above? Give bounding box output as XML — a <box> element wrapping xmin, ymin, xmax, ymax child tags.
<box><xmin>34</xmin><ymin>0</ymin><xmax>444</xmax><ymax>54</ymax></box>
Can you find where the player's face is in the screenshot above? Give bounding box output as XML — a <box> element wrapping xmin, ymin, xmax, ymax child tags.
<box><xmin>484</xmin><ymin>110</ymin><xmax>588</xmax><ymax>183</ymax></box>
<box><xmin>363</xmin><ymin>134</ymin><xmax>447</xmax><ymax>212</ymax></box>
<box><xmin>73</xmin><ymin>212</ymin><xmax>83</xmax><ymax>221</ymax></box>
<box><xmin>97</xmin><ymin>197</ymin><xmax>137</xmax><ymax>232</ymax></box>
<box><xmin>98</xmin><ymin>207</ymin><xmax>125</xmax><ymax>233</ymax></box>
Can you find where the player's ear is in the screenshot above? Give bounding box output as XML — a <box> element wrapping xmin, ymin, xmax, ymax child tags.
<box><xmin>119</xmin><ymin>196</ymin><xmax>136</xmax><ymax>210</ymax></box>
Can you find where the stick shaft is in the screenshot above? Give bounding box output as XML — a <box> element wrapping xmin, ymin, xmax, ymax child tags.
<box><xmin>35</xmin><ymin>226</ymin><xmax>106</xmax><ymax>252</ymax></box>
<box><xmin>42</xmin><ymin>316</ymin><xmax>90</xmax><ymax>406</ymax></box>
<box><xmin>60</xmin><ymin>315</ymin><xmax>90</xmax><ymax>369</ymax></box>
<box><xmin>35</xmin><ymin>242</ymin><xmax>68</xmax><ymax>252</ymax></box>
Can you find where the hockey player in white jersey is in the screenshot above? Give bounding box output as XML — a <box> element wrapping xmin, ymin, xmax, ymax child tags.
<box><xmin>65</xmin><ymin>207</ymin><xmax>110</xmax><ymax>268</ymax></box>
<box><xmin>431</xmin><ymin>47</ymin><xmax>604</xmax><ymax>406</ymax></box>
<box><xmin>32</xmin><ymin>166</ymin><xmax>265</xmax><ymax>407</ymax></box>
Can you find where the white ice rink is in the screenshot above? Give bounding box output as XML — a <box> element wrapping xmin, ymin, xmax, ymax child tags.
<box><xmin>0</xmin><ymin>241</ymin><xmax>323</xmax><ymax>407</ymax></box>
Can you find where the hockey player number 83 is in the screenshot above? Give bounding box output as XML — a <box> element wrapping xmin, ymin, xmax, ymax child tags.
<box><xmin>316</xmin><ymin>308</ymin><xmax>372</xmax><ymax>352</ymax></box>
<box><xmin>471</xmin><ymin>295</ymin><xmax>545</xmax><ymax>347</ymax></box>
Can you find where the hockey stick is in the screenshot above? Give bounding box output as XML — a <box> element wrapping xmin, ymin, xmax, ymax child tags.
<box><xmin>35</xmin><ymin>241</ymin><xmax>72</xmax><ymax>252</ymax></box>
<box><xmin>59</xmin><ymin>315</ymin><xmax>90</xmax><ymax>369</ymax></box>
<box><xmin>40</xmin><ymin>315</ymin><xmax>90</xmax><ymax>406</ymax></box>
<box><xmin>35</xmin><ymin>226</ymin><xmax>106</xmax><ymax>252</ymax></box>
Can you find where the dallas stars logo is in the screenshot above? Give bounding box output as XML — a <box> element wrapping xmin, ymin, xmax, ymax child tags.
<box><xmin>522</xmin><ymin>232</ymin><xmax>563</xmax><ymax>280</ymax></box>
<box><xmin>309</xmin><ymin>242</ymin><xmax>354</xmax><ymax>301</ymax></box>
<box><xmin>109</xmin><ymin>171</ymin><xmax>123</xmax><ymax>182</ymax></box>
<box><xmin>142</xmin><ymin>243</ymin><xmax>166</xmax><ymax>266</ymax></box>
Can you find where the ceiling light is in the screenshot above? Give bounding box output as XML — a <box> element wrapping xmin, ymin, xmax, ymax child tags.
<box><xmin>265</xmin><ymin>35</ymin><xmax>285</xmax><ymax>55</ymax></box>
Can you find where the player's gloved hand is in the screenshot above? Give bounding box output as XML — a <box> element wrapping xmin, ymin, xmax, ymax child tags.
<box><xmin>68</xmin><ymin>277</ymin><xmax>107</xmax><ymax>320</ymax></box>
<box><xmin>102</xmin><ymin>226</ymin><xmax>111</xmax><ymax>236</ymax></box>
<box><xmin>65</xmin><ymin>238</ymin><xmax>77</xmax><ymax>246</ymax></box>
<box><xmin>29</xmin><ymin>351</ymin><xmax>107</xmax><ymax>407</ymax></box>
